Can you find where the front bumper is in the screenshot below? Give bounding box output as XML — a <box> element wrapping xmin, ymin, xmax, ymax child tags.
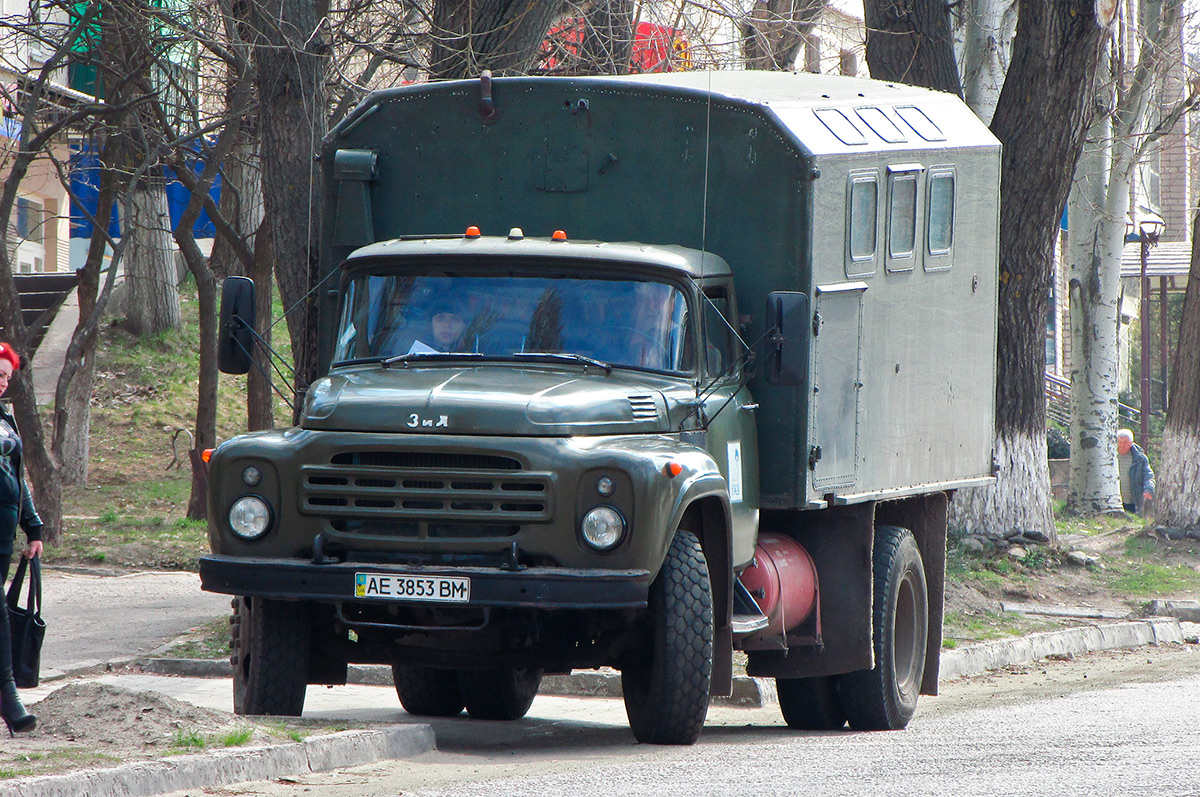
<box><xmin>199</xmin><ymin>554</ymin><xmax>652</xmax><ymax>610</ymax></box>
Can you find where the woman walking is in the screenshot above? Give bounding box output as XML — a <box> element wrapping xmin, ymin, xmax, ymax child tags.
<box><xmin>0</xmin><ymin>342</ymin><xmax>41</xmax><ymax>734</ymax></box>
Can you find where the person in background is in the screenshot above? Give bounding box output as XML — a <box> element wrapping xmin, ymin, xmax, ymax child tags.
<box><xmin>0</xmin><ymin>343</ymin><xmax>41</xmax><ymax>734</ymax></box>
<box><xmin>1117</xmin><ymin>428</ymin><xmax>1155</xmax><ymax>515</ymax></box>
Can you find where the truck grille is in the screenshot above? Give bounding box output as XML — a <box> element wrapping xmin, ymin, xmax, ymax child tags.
<box><xmin>301</xmin><ymin>451</ymin><xmax>553</xmax><ymax>538</ymax></box>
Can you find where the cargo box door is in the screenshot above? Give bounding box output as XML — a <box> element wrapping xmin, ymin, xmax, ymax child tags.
<box><xmin>810</xmin><ymin>282</ymin><xmax>866</xmax><ymax>490</ymax></box>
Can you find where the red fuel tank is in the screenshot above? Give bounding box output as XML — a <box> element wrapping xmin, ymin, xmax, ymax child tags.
<box><xmin>737</xmin><ymin>533</ymin><xmax>818</xmax><ymax>635</ymax></box>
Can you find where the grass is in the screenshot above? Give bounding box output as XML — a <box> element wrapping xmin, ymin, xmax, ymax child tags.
<box><xmin>0</xmin><ymin>747</ymin><xmax>122</xmax><ymax>779</ymax></box>
<box><xmin>170</xmin><ymin>727</ymin><xmax>255</xmax><ymax>752</ymax></box>
<box><xmin>165</xmin><ymin>616</ymin><xmax>231</xmax><ymax>660</ymax></box>
<box><xmin>171</xmin><ymin>729</ymin><xmax>206</xmax><ymax>749</ymax></box>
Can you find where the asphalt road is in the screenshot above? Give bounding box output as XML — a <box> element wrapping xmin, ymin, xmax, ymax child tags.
<box><xmin>146</xmin><ymin>644</ymin><xmax>1200</xmax><ymax>797</ymax></box>
<box><xmin>38</xmin><ymin>568</ymin><xmax>230</xmax><ymax>673</ymax></box>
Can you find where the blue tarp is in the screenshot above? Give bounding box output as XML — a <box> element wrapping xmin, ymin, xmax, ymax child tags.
<box><xmin>70</xmin><ymin>142</ymin><xmax>220</xmax><ymax>239</ymax></box>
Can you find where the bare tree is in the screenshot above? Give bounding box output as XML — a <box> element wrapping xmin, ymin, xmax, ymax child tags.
<box><xmin>248</xmin><ymin>0</ymin><xmax>330</xmax><ymax>398</ymax></box>
<box><xmin>864</xmin><ymin>0</ymin><xmax>960</xmax><ymax>95</ymax></box>
<box><xmin>742</xmin><ymin>0</ymin><xmax>824</xmax><ymax>71</ymax></box>
<box><xmin>866</xmin><ymin>0</ymin><xmax>1112</xmax><ymax>539</ymax></box>
<box><xmin>104</xmin><ymin>0</ymin><xmax>182</xmax><ymax>337</ymax></box>
<box><xmin>428</xmin><ymin>0</ymin><xmax>569</xmax><ymax>79</ymax></box>
<box><xmin>1065</xmin><ymin>0</ymin><xmax>1190</xmax><ymax>515</ymax></box>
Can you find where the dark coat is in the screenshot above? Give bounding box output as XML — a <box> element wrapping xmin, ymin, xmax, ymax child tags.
<box><xmin>1127</xmin><ymin>443</ymin><xmax>1155</xmax><ymax>514</ymax></box>
<box><xmin>0</xmin><ymin>402</ymin><xmax>41</xmax><ymax>551</ymax></box>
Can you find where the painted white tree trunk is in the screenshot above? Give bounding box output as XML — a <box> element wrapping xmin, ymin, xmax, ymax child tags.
<box><xmin>1065</xmin><ymin>113</ymin><xmax>1125</xmax><ymax>515</ymax></box>
<box><xmin>959</xmin><ymin>0</ymin><xmax>1015</xmax><ymax>124</ymax></box>
<box><xmin>124</xmin><ymin>179</ymin><xmax>181</xmax><ymax>336</ymax></box>
<box><xmin>949</xmin><ymin>430</ymin><xmax>1054</xmax><ymax>540</ymax></box>
<box><xmin>1159</xmin><ymin>426</ymin><xmax>1200</xmax><ymax>527</ymax></box>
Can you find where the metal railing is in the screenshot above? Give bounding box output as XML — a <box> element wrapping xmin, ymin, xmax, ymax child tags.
<box><xmin>1044</xmin><ymin>372</ymin><xmax>1141</xmax><ymax>427</ymax></box>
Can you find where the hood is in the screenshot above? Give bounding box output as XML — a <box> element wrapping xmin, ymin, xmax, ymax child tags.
<box><xmin>302</xmin><ymin>365</ymin><xmax>686</xmax><ymax>436</ymax></box>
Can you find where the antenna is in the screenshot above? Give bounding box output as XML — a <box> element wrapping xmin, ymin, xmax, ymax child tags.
<box><xmin>701</xmin><ymin>70</ymin><xmax>712</xmax><ymax>255</ymax></box>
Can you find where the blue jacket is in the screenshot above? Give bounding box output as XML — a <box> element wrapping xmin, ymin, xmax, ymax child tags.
<box><xmin>1127</xmin><ymin>443</ymin><xmax>1155</xmax><ymax>513</ymax></box>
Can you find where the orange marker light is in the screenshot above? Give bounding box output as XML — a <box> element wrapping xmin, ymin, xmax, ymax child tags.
<box><xmin>551</xmin><ymin>229</ymin><xmax>568</xmax><ymax>241</ymax></box>
<box><xmin>465</xmin><ymin>226</ymin><xmax>482</xmax><ymax>238</ymax></box>
<box><xmin>201</xmin><ymin>448</ymin><xmax>214</xmax><ymax>463</ymax></box>
<box><xmin>665</xmin><ymin>461</ymin><xmax>683</xmax><ymax>478</ymax></box>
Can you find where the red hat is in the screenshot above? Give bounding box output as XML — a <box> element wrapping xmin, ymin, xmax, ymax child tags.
<box><xmin>0</xmin><ymin>342</ymin><xmax>20</xmax><ymax>371</ymax></box>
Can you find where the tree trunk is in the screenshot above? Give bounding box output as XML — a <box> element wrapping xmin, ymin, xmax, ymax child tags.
<box><xmin>950</xmin><ymin>0</ymin><xmax>1110</xmax><ymax>538</ymax></box>
<box><xmin>250</xmin><ymin>0</ymin><xmax>329</xmax><ymax>401</ymax></box>
<box><xmin>1156</xmin><ymin>210</ymin><xmax>1200</xmax><ymax>528</ymax></box>
<box><xmin>576</xmin><ymin>0</ymin><xmax>635</xmax><ymax>75</ymax></box>
<box><xmin>54</xmin><ymin>155</ymin><xmax>118</xmax><ymax>488</ymax></box>
<box><xmin>743</xmin><ymin>0</ymin><xmax>824</xmax><ymax>71</ymax></box>
<box><xmin>863</xmin><ymin>0</ymin><xmax>962</xmax><ymax>95</ymax></box>
<box><xmin>1065</xmin><ymin>113</ymin><xmax>1123</xmax><ymax>515</ymax></box>
<box><xmin>429</xmin><ymin>0</ymin><xmax>570</xmax><ymax>79</ymax></box>
<box><xmin>247</xmin><ymin>224</ymin><xmax>275</xmax><ymax>431</ymax></box>
<box><xmin>1065</xmin><ymin>0</ymin><xmax>1179</xmax><ymax>516</ymax></box>
<box><xmin>187</xmin><ymin>264</ymin><xmax>218</xmax><ymax>520</ymax></box>
<box><xmin>10</xmin><ymin>372</ymin><xmax>59</xmax><ymax>545</ymax></box>
<box><xmin>959</xmin><ymin>0</ymin><xmax>1016</xmax><ymax>124</ymax></box>
<box><xmin>123</xmin><ymin>177</ymin><xmax>181</xmax><ymax>336</ymax></box>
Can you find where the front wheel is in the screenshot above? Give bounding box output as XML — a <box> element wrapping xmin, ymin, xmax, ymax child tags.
<box><xmin>230</xmin><ymin>596</ymin><xmax>310</xmax><ymax>716</ymax></box>
<box><xmin>837</xmin><ymin>525</ymin><xmax>928</xmax><ymax>730</ymax></box>
<box><xmin>621</xmin><ymin>529</ymin><xmax>713</xmax><ymax>745</ymax></box>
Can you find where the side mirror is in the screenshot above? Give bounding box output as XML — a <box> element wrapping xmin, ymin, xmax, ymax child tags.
<box><xmin>218</xmin><ymin>276</ymin><xmax>256</xmax><ymax>375</ymax></box>
<box><xmin>765</xmin><ymin>291</ymin><xmax>809</xmax><ymax>386</ymax></box>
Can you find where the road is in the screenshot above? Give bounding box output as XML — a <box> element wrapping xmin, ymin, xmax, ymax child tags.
<box><xmin>40</xmin><ymin>568</ymin><xmax>230</xmax><ymax>673</ymax></box>
<box><xmin>154</xmin><ymin>644</ymin><xmax>1200</xmax><ymax>797</ymax></box>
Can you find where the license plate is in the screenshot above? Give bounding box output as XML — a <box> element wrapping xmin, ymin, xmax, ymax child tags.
<box><xmin>354</xmin><ymin>572</ymin><xmax>470</xmax><ymax>603</ymax></box>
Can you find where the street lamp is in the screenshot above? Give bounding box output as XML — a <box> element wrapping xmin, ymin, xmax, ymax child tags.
<box><xmin>1125</xmin><ymin>216</ymin><xmax>1165</xmax><ymax>445</ymax></box>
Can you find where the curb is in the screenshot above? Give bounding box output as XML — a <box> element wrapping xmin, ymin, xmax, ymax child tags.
<box><xmin>938</xmin><ymin>617</ymin><xmax>1185</xmax><ymax>680</ymax></box>
<box><xmin>0</xmin><ymin>724</ymin><xmax>435</xmax><ymax>797</ymax></box>
<box><xmin>138</xmin><ymin>616</ymin><xmax>1193</xmax><ymax>708</ymax></box>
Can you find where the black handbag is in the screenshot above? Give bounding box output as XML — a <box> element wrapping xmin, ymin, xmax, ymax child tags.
<box><xmin>7</xmin><ymin>556</ymin><xmax>44</xmax><ymax>688</ymax></box>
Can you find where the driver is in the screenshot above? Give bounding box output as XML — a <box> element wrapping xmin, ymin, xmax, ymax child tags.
<box><xmin>428</xmin><ymin>297</ymin><xmax>469</xmax><ymax>352</ymax></box>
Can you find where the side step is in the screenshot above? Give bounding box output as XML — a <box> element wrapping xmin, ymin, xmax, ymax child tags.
<box><xmin>731</xmin><ymin>577</ymin><xmax>769</xmax><ymax>635</ymax></box>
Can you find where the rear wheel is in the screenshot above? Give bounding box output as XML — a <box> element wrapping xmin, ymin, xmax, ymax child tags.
<box><xmin>777</xmin><ymin>675</ymin><xmax>846</xmax><ymax>730</ymax></box>
<box><xmin>230</xmin><ymin>596</ymin><xmax>310</xmax><ymax>716</ymax></box>
<box><xmin>458</xmin><ymin>667</ymin><xmax>543</xmax><ymax>720</ymax></box>
<box><xmin>622</xmin><ymin>529</ymin><xmax>713</xmax><ymax>745</ymax></box>
<box><xmin>392</xmin><ymin>664</ymin><xmax>464</xmax><ymax>717</ymax></box>
<box><xmin>837</xmin><ymin>525</ymin><xmax>928</xmax><ymax>730</ymax></box>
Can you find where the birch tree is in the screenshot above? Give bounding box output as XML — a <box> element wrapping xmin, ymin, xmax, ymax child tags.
<box><xmin>1064</xmin><ymin>0</ymin><xmax>1188</xmax><ymax>515</ymax></box>
<box><xmin>958</xmin><ymin>0</ymin><xmax>1017</xmax><ymax>124</ymax></box>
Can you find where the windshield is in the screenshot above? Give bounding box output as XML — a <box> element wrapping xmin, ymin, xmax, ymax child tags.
<box><xmin>334</xmin><ymin>273</ymin><xmax>694</xmax><ymax>372</ymax></box>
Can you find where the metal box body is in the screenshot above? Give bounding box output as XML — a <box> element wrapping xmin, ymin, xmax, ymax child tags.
<box><xmin>320</xmin><ymin>71</ymin><xmax>999</xmax><ymax>510</ymax></box>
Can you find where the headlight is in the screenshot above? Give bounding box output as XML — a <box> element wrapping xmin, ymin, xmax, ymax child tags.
<box><xmin>229</xmin><ymin>495</ymin><xmax>272</xmax><ymax>540</ymax></box>
<box><xmin>242</xmin><ymin>466</ymin><xmax>262</xmax><ymax>486</ymax></box>
<box><xmin>581</xmin><ymin>506</ymin><xmax>625</xmax><ymax>550</ymax></box>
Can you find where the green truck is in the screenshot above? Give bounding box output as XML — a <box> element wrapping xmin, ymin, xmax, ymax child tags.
<box><xmin>203</xmin><ymin>70</ymin><xmax>1000</xmax><ymax>744</ymax></box>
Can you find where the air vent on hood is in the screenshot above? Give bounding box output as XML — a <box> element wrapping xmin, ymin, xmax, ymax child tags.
<box><xmin>628</xmin><ymin>395</ymin><xmax>658</xmax><ymax>420</ymax></box>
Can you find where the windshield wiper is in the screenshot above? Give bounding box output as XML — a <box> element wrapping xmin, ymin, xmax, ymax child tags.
<box><xmin>513</xmin><ymin>351</ymin><xmax>612</xmax><ymax>373</ymax></box>
<box><xmin>380</xmin><ymin>352</ymin><xmax>487</xmax><ymax>368</ymax></box>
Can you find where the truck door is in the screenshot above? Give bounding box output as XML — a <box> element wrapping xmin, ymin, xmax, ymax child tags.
<box><xmin>701</xmin><ymin>285</ymin><xmax>758</xmax><ymax>566</ymax></box>
<box><xmin>810</xmin><ymin>282</ymin><xmax>867</xmax><ymax>490</ymax></box>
